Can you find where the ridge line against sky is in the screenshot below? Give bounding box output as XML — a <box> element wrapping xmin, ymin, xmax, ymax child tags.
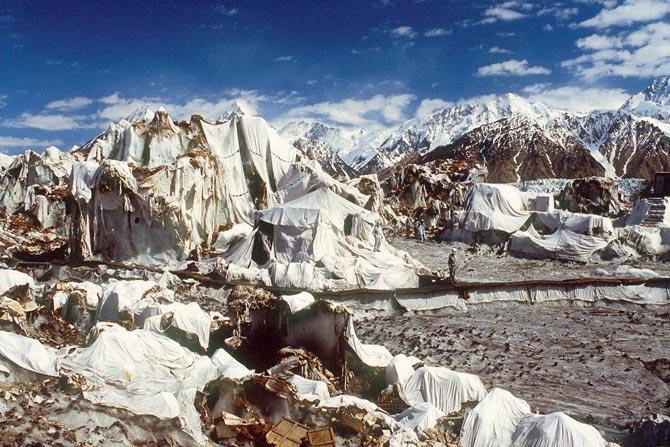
<box><xmin>0</xmin><ymin>0</ymin><xmax>668</xmax><ymax>153</ymax></box>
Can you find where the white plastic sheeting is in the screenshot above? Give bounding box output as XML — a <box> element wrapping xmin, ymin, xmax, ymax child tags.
<box><xmin>535</xmin><ymin>211</ymin><xmax>614</xmax><ymax>236</ymax></box>
<box><xmin>344</xmin><ymin>317</ymin><xmax>393</xmax><ymax>368</ymax></box>
<box><xmin>142</xmin><ymin>302</ymin><xmax>213</xmax><ymax>350</ymax></box>
<box><xmin>402</xmin><ymin>366</ymin><xmax>487</xmax><ymax>414</ymax></box>
<box><xmin>281</xmin><ymin>291</ymin><xmax>316</xmax><ymax>313</ymax></box>
<box><xmin>393</xmin><ymin>402</ymin><xmax>444</xmax><ymax>433</ymax></box>
<box><xmin>224</xmin><ymin>186</ymin><xmax>424</xmax><ymax>290</ymax></box>
<box><xmin>0</xmin><ymin>331</ymin><xmax>59</xmax><ymax>377</ymax></box>
<box><xmin>511</xmin><ymin>412</ymin><xmax>609</xmax><ymax>447</ymax></box>
<box><xmin>0</xmin><ymin>269</ymin><xmax>34</xmax><ymax>295</ymax></box>
<box><xmin>211</xmin><ymin>348</ymin><xmax>253</xmax><ymax>380</ymax></box>
<box><xmin>287</xmin><ymin>375</ymin><xmax>330</xmax><ymax>402</ymax></box>
<box><xmin>95</xmin><ymin>280</ymin><xmax>170</xmax><ymax>323</ymax></box>
<box><xmin>510</xmin><ymin>225</ymin><xmax>608</xmax><ymax>263</ymax></box>
<box><xmin>58</xmin><ymin>323</ymin><xmax>218</xmax><ymax>442</ymax></box>
<box><xmin>460</xmin><ymin>388</ymin><xmax>532</xmax><ymax>447</ymax></box>
<box><xmin>463</xmin><ymin>184</ymin><xmax>530</xmax><ymax>234</ymax></box>
<box><xmin>386</xmin><ymin>353</ymin><xmax>419</xmax><ymax>385</ymax></box>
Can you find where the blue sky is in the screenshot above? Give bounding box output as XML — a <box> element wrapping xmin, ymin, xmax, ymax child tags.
<box><xmin>0</xmin><ymin>0</ymin><xmax>669</xmax><ymax>153</ymax></box>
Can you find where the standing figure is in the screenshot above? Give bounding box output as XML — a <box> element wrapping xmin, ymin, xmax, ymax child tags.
<box><xmin>405</xmin><ymin>218</ymin><xmax>413</xmax><ymax>239</ymax></box>
<box><xmin>373</xmin><ymin>223</ymin><xmax>384</xmax><ymax>252</ymax></box>
<box><xmin>416</xmin><ymin>220</ymin><xmax>426</xmax><ymax>242</ymax></box>
<box><xmin>448</xmin><ymin>249</ymin><xmax>457</xmax><ymax>282</ymax></box>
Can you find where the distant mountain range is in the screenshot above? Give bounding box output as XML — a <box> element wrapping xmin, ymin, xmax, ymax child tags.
<box><xmin>278</xmin><ymin>76</ymin><xmax>670</xmax><ymax>181</ymax></box>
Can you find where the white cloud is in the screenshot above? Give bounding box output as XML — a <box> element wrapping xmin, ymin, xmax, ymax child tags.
<box><xmin>538</xmin><ymin>6</ymin><xmax>579</xmax><ymax>21</ymax></box>
<box><xmin>415</xmin><ymin>98</ymin><xmax>453</xmax><ymax>117</ymax></box>
<box><xmin>274</xmin><ymin>55</ymin><xmax>295</xmax><ymax>62</ymax></box>
<box><xmin>481</xmin><ymin>5</ymin><xmax>526</xmax><ymax>24</ymax></box>
<box><xmin>283</xmin><ymin>94</ymin><xmax>416</xmax><ymax>127</ymax></box>
<box><xmin>95</xmin><ymin>91</ymin><xmax>268</xmax><ymax>122</ymax></box>
<box><xmin>563</xmin><ymin>21</ymin><xmax>670</xmax><ymax>78</ymax></box>
<box><xmin>3</xmin><ymin>113</ymin><xmax>84</xmax><ymax>131</ymax></box>
<box><xmin>0</xmin><ymin>135</ymin><xmax>62</xmax><ymax>150</ymax></box>
<box><xmin>579</xmin><ymin>0</ymin><xmax>670</xmax><ymax>28</ymax></box>
<box><xmin>522</xmin><ymin>84</ymin><xmax>630</xmax><ymax>112</ymax></box>
<box><xmin>214</xmin><ymin>3</ymin><xmax>238</xmax><ymax>16</ymax></box>
<box><xmin>390</xmin><ymin>26</ymin><xmax>417</xmax><ymax>38</ymax></box>
<box><xmin>0</xmin><ymin>95</ymin><xmax>6</xmax><ymax>108</ymax></box>
<box><xmin>477</xmin><ymin>59</ymin><xmax>551</xmax><ymax>76</ymax></box>
<box><xmin>45</xmin><ymin>96</ymin><xmax>93</xmax><ymax>111</ymax></box>
<box><xmin>424</xmin><ymin>28</ymin><xmax>451</xmax><ymax>37</ymax></box>
<box><xmin>489</xmin><ymin>46</ymin><xmax>512</xmax><ymax>54</ymax></box>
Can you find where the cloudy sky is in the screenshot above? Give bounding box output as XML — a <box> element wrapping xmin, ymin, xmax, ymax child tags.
<box><xmin>0</xmin><ymin>0</ymin><xmax>668</xmax><ymax>153</ymax></box>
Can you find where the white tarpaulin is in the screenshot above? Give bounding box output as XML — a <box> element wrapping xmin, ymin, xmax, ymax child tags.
<box><xmin>463</xmin><ymin>184</ymin><xmax>530</xmax><ymax>234</ymax></box>
<box><xmin>287</xmin><ymin>375</ymin><xmax>330</xmax><ymax>402</ymax></box>
<box><xmin>0</xmin><ymin>331</ymin><xmax>59</xmax><ymax>377</ymax></box>
<box><xmin>511</xmin><ymin>412</ymin><xmax>609</xmax><ymax>447</ymax></box>
<box><xmin>211</xmin><ymin>348</ymin><xmax>254</xmax><ymax>380</ymax></box>
<box><xmin>510</xmin><ymin>225</ymin><xmax>608</xmax><ymax>263</ymax></box>
<box><xmin>460</xmin><ymin>387</ymin><xmax>532</xmax><ymax>447</ymax></box>
<box><xmin>142</xmin><ymin>301</ymin><xmax>213</xmax><ymax>350</ymax></box>
<box><xmin>281</xmin><ymin>291</ymin><xmax>316</xmax><ymax>313</ymax></box>
<box><xmin>535</xmin><ymin>211</ymin><xmax>614</xmax><ymax>236</ymax></box>
<box><xmin>344</xmin><ymin>317</ymin><xmax>393</xmax><ymax>368</ymax></box>
<box><xmin>393</xmin><ymin>402</ymin><xmax>444</xmax><ymax>433</ymax></box>
<box><xmin>58</xmin><ymin>323</ymin><xmax>218</xmax><ymax>441</ymax></box>
<box><xmin>402</xmin><ymin>366</ymin><xmax>487</xmax><ymax>414</ymax></box>
<box><xmin>96</xmin><ymin>280</ymin><xmax>163</xmax><ymax>322</ymax></box>
<box><xmin>0</xmin><ymin>269</ymin><xmax>34</xmax><ymax>295</ymax></box>
<box><xmin>386</xmin><ymin>354</ymin><xmax>419</xmax><ymax>386</ymax></box>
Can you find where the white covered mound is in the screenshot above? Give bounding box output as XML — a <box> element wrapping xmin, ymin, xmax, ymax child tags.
<box><xmin>460</xmin><ymin>387</ymin><xmax>532</xmax><ymax>447</ymax></box>
<box><xmin>511</xmin><ymin>412</ymin><xmax>610</xmax><ymax>447</ymax></box>
<box><xmin>463</xmin><ymin>183</ymin><xmax>530</xmax><ymax>233</ymax></box>
<box><xmin>401</xmin><ymin>366</ymin><xmax>487</xmax><ymax>414</ymax></box>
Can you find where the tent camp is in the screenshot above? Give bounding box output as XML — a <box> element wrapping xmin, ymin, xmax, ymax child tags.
<box><xmin>223</xmin><ymin>187</ymin><xmax>424</xmax><ymax>290</ymax></box>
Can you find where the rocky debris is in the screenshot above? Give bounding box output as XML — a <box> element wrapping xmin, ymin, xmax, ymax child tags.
<box><xmin>380</xmin><ymin>160</ymin><xmax>476</xmax><ymax>235</ymax></box>
<box><xmin>557</xmin><ymin>177</ymin><xmax>629</xmax><ymax>217</ymax></box>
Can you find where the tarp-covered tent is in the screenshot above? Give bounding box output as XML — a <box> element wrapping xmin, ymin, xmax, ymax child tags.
<box><xmin>462</xmin><ymin>184</ymin><xmax>530</xmax><ymax>234</ymax></box>
<box><xmin>460</xmin><ymin>387</ymin><xmax>532</xmax><ymax>447</ymax></box>
<box><xmin>510</xmin><ymin>224</ymin><xmax>609</xmax><ymax>263</ymax></box>
<box><xmin>223</xmin><ymin>187</ymin><xmax>424</xmax><ymax>290</ymax></box>
<box><xmin>401</xmin><ymin>366</ymin><xmax>487</xmax><ymax>414</ymax></box>
<box><xmin>511</xmin><ymin>412</ymin><xmax>609</xmax><ymax>447</ymax></box>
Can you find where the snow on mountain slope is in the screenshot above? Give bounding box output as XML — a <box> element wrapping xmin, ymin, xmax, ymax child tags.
<box><xmin>280</xmin><ymin>77</ymin><xmax>670</xmax><ymax>180</ymax></box>
<box><xmin>620</xmin><ymin>75</ymin><xmax>670</xmax><ymax>121</ymax></box>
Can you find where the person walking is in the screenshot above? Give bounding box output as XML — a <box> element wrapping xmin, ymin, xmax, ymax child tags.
<box><xmin>448</xmin><ymin>248</ymin><xmax>457</xmax><ymax>282</ymax></box>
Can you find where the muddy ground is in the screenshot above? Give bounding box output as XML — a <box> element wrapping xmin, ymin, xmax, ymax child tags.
<box><xmin>357</xmin><ymin>237</ymin><xmax>670</xmax><ymax>440</ymax></box>
<box><xmin>389</xmin><ymin>236</ymin><xmax>670</xmax><ymax>282</ymax></box>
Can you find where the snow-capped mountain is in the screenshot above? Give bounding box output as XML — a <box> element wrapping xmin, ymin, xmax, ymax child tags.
<box><xmin>292</xmin><ymin>137</ymin><xmax>357</xmax><ymax>180</ymax></box>
<box><xmin>620</xmin><ymin>76</ymin><xmax>670</xmax><ymax>121</ymax></box>
<box><xmin>279</xmin><ymin>77</ymin><xmax>670</xmax><ymax>181</ymax></box>
<box><xmin>358</xmin><ymin>93</ymin><xmax>559</xmax><ymax>173</ymax></box>
<box><xmin>277</xmin><ymin>120</ymin><xmax>389</xmax><ymax>166</ymax></box>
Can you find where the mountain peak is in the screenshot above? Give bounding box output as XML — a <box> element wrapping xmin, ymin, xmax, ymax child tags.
<box><xmin>123</xmin><ymin>106</ymin><xmax>156</xmax><ymax>123</ymax></box>
<box><xmin>620</xmin><ymin>75</ymin><xmax>670</xmax><ymax>120</ymax></box>
<box><xmin>216</xmin><ymin>101</ymin><xmax>253</xmax><ymax>122</ymax></box>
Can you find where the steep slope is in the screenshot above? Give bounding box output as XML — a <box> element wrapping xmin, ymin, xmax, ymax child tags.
<box><xmin>292</xmin><ymin>137</ymin><xmax>357</xmax><ymax>180</ymax></box>
<box><xmin>280</xmin><ymin>77</ymin><xmax>670</xmax><ymax>180</ymax></box>
<box><xmin>620</xmin><ymin>75</ymin><xmax>670</xmax><ymax>120</ymax></box>
<box><xmin>423</xmin><ymin>117</ymin><xmax>605</xmax><ymax>183</ymax></box>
